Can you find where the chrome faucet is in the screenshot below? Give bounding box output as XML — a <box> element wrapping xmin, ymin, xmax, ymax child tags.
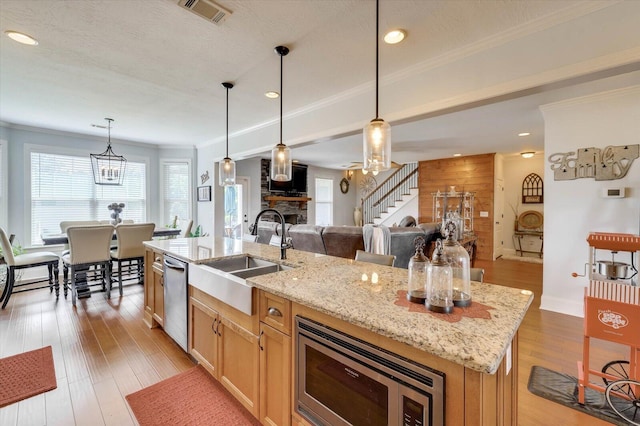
<box><xmin>251</xmin><ymin>209</ymin><xmax>292</xmax><ymax>260</ymax></box>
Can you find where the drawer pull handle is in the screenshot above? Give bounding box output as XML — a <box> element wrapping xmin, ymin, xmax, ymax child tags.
<box><xmin>267</xmin><ymin>307</ymin><xmax>282</xmax><ymax>317</ymax></box>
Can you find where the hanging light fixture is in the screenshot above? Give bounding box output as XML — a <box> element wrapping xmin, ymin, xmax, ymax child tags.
<box><xmin>90</xmin><ymin>118</ymin><xmax>127</xmax><ymax>185</ymax></box>
<box><xmin>363</xmin><ymin>0</ymin><xmax>391</xmax><ymax>175</ymax></box>
<box><xmin>270</xmin><ymin>45</ymin><xmax>292</xmax><ymax>182</ymax></box>
<box><xmin>219</xmin><ymin>82</ymin><xmax>236</xmax><ymax>186</ymax></box>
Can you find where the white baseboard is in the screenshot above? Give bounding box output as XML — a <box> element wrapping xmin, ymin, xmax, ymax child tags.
<box><xmin>540</xmin><ymin>294</ymin><xmax>584</xmax><ymax>318</ymax></box>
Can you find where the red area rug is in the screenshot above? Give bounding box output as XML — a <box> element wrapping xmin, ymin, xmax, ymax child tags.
<box><xmin>0</xmin><ymin>346</ymin><xmax>57</xmax><ymax>408</ymax></box>
<box><xmin>126</xmin><ymin>365</ymin><xmax>261</xmax><ymax>426</ymax></box>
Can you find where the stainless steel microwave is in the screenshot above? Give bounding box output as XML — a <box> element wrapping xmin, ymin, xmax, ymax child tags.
<box><xmin>295</xmin><ymin>316</ymin><xmax>445</xmax><ymax>426</ymax></box>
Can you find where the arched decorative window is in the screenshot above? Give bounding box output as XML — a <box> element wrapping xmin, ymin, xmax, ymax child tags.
<box><xmin>522</xmin><ymin>173</ymin><xmax>543</xmax><ymax>203</ymax></box>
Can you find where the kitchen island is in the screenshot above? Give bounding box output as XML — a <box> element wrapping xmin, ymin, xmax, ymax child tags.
<box><xmin>143</xmin><ymin>236</ymin><xmax>532</xmax><ymax>426</ymax></box>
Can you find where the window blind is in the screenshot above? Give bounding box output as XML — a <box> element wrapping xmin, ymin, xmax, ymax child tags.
<box><xmin>162</xmin><ymin>161</ymin><xmax>190</xmax><ymax>227</ymax></box>
<box><xmin>30</xmin><ymin>152</ymin><xmax>147</xmax><ymax>245</ymax></box>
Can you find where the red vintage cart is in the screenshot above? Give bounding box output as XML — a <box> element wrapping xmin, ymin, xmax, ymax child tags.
<box><xmin>576</xmin><ymin>232</ymin><xmax>640</xmax><ymax>424</ymax></box>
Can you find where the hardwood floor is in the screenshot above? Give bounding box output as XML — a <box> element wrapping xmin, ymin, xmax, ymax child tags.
<box><xmin>0</xmin><ymin>259</ymin><xmax>629</xmax><ymax>425</ymax></box>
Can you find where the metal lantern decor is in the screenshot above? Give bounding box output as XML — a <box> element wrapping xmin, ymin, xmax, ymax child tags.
<box><xmin>426</xmin><ymin>239</ymin><xmax>454</xmax><ymax>314</ymax></box>
<box><xmin>219</xmin><ymin>82</ymin><xmax>236</xmax><ymax>186</ymax></box>
<box><xmin>90</xmin><ymin>118</ymin><xmax>127</xmax><ymax>185</ymax></box>
<box><xmin>270</xmin><ymin>45</ymin><xmax>292</xmax><ymax>182</ymax></box>
<box><xmin>363</xmin><ymin>0</ymin><xmax>391</xmax><ymax>175</ymax></box>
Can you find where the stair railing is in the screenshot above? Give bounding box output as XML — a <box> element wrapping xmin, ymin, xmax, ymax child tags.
<box><xmin>361</xmin><ymin>162</ymin><xmax>418</xmax><ymax>224</ymax></box>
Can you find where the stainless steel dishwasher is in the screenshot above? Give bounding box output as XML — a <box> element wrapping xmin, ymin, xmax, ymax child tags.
<box><xmin>163</xmin><ymin>255</ymin><xmax>188</xmax><ymax>351</ymax></box>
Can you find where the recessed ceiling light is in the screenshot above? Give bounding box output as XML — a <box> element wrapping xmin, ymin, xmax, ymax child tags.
<box><xmin>518</xmin><ymin>132</ymin><xmax>531</xmax><ymax>137</ymax></box>
<box><xmin>5</xmin><ymin>30</ymin><xmax>38</xmax><ymax>46</ymax></box>
<box><xmin>521</xmin><ymin>152</ymin><xmax>535</xmax><ymax>158</ymax></box>
<box><xmin>453</xmin><ymin>153</ymin><xmax>462</xmax><ymax>157</ymax></box>
<box><xmin>384</xmin><ymin>29</ymin><xmax>406</xmax><ymax>44</ymax></box>
<box><xmin>265</xmin><ymin>91</ymin><xmax>279</xmax><ymax>99</ymax></box>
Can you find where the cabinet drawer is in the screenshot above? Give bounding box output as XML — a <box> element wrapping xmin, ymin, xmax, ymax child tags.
<box><xmin>259</xmin><ymin>290</ymin><xmax>291</xmax><ymax>335</ymax></box>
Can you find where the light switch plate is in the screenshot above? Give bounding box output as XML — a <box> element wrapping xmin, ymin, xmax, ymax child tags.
<box><xmin>479</xmin><ymin>211</ymin><xmax>489</xmax><ymax>217</ymax></box>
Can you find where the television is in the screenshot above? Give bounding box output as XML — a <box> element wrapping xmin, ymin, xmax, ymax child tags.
<box><xmin>268</xmin><ymin>164</ymin><xmax>308</xmax><ymax>194</ymax></box>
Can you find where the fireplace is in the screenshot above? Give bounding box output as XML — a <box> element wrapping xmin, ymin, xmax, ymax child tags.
<box><xmin>284</xmin><ymin>214</ymin><xmax>298</xmax><ymax>225</ymax></box>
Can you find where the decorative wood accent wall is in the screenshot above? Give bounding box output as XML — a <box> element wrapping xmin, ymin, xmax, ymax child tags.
<box><xmin>418</xmin><ymin>154</ymin><xmax>495</xmax><ymax>261</ymax></box>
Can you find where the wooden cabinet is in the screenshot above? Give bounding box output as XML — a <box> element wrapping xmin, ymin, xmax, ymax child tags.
<box><xmin>189</xmin><ymin>286</ymin><xmax>260</xmax><ymax>417</ymax></box>
<box><xmin>143</xmin><ymin>248</ymin><xmax>164</xmax><ymax>328</ymax></box>
<box><xmin>259</xmin><ymin>290</ymin><xmax>292</xmax><ymax>426</ymax></box>
<box><xmin>189</xmin><ymin>295</ymin><xmax>219</xmax><ymax>376</ymax></box>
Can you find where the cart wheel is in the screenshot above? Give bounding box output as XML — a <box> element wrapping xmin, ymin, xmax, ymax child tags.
<box><xmin>605</xmin><ymin>379</ymin><xmax>640</xmax><ymax>426</ymax></box>
<box><xmin>602</xmin><ymin>360</ymin><xmax>630</xmax><ymax>386</ymax></box>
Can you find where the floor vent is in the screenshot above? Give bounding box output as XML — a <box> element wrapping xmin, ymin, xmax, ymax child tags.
<box><xmin>177</xmin><ymin>0</ymin><xmax>231</xmax><ymax>24</ymax></box>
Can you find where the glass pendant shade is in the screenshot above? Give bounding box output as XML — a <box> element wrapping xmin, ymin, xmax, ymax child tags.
<box><xmin>219</xmin><ymin>82</ymin><xmax>236</xmax><ymax>186</ymax></box>
<box><xmin>270</xmin><ymin>143</ymin><xmax>291</xmax><ymax>181</ymax></box>
<box><xmin>90</xmin><ymin>118</ymin><xmax>126</xmax><ymax>186</ymax></box>
<box><xmin>363</xmin><ymin>118</ymin><xmax>391</xmax><ymax>174</ymax></box>
<box><xmin>363</xmin><ymin>0</ymin><xmax>392</xmax><ymax>175</ymax></box>
<box><xmin>271</xmin><ymin>45</ymin><xmax>292</xmax><ymax>182</ymax></box>
<box><xmin>219</xmin><ymin>157</ymin><xmax>236</xmax><ymax>186</ymax></box>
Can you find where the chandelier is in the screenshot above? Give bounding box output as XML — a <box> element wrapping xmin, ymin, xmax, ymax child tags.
<box><xmin>90</xmin><ymin>118</ymin><xmax>127</xmax><ymax>185</ymax></box>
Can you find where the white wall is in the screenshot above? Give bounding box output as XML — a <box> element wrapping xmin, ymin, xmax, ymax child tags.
<box><xmin>307</xmin><ymin>166</ymin><xmax>357</xmax><ymax>226</ymax></box>
<box><xmin>540</xmin><ymin>85</ymin><xmax>640</xmax><ymax>317</ymax></box>
<box><xmin>503</xmin><ymin>154</ymin><xmax>545</xmax><ymax>254</ymax></box>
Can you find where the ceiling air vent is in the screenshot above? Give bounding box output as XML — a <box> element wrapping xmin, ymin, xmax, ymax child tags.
<box><xmin>177</xmin><ymin>0</ymin><xmax>231</xmax><ymax>24</ymax></box>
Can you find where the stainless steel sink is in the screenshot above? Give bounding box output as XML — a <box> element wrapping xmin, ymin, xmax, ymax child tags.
<box><xmin>202</xmin><ymin>254</ymin><xmax>279</xmax><ymax>272</ymax></box>
<box><xmin>189</xmin><ymin>255</ymin><xmax>292</xmax><ymax>315</ymax></box>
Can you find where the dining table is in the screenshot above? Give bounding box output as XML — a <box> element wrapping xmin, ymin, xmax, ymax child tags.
<box><xmin>40</xmin><ymin>226</ymin><xmax>181</xmax><ymax>245</ymax></box>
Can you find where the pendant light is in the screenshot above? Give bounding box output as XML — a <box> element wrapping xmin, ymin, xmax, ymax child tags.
<box><xmin>90</xmin><ymin>118</ymin><xmax>127</xmax><ymax>185</ymax></box>
<box><xmin>270</xmin><ymin>45</ymin><xmax>292</xmax><ymax>182</ymax></box>
<box><xmin>363</xmin><ymin>0</ymin><xmax>391</xmax><ymax>175</ymax></box>
<box><xmin>219</xmin><ymin>82</ymin><xmax>236</xmax><ymax>186</ymax></box>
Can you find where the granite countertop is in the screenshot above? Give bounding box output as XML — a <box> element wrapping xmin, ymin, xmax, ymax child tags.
<box><xmin>144</xmin><ymin>236</ymin><xmax>533</xmax><ymax>374</ymax></box>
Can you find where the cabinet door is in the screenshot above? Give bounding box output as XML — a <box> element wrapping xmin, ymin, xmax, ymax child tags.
<box><xmin>260</xmin><ymin>323</ymin><xmax>291</xmax><ymax>426</ymax></box>
<box><xmin>219</xmin><ymin>316</ymin><xmax>260</xmax><ymax>417</ymax></box>
<box><xmin>152</xmin><ymin>266</ymin><xmax>164</xmax><ymax>326</ymax></box>
<box><xmin>143</xmin><ymin>249</ymin><xmax>158</xmax><ymax>327</ymax></box>
<box><xmin>189</xmin><ymin>296</ymin><xmax>219</xmax><ymax>378</ymax></box>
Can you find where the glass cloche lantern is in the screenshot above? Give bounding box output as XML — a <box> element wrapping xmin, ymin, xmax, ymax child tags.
<box><xmin>442</xmin><ymin>220</ymin><xmax>472</xmax><ymax>307</ymax></box>
<box><xmin>407</xmin><ymin>236</ymin><xmax>429</xmax><ymax>303</ymax></box>
<box><xmin>426</xmin><ymin>239</ymin><xmax>453</xmax><ymax>314</ymax></box>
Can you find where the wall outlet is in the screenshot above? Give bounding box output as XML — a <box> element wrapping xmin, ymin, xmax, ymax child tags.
<box><xmin>479</xmin><ymin>211</ymin><xmax>489</xmax><ymax>217</ymax></box>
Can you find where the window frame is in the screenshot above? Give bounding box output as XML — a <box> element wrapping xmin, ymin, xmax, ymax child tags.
<box><xmin>159</xmin><ymin>158</ymin><xmax>193</xmax><ymax>228</ymax></box>
<box><xmin>314</xmin><ymin>177</ymin><xmax>334</xmax><ymax>226</ymax></box>
<box><xmin>24</xmin><ymin>143</ymin><xmax>150</xmax><ymax>247</ymax></box>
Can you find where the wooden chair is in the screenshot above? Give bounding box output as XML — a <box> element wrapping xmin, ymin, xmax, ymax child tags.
<box><xmin>62</xmin><ymin>225</ymin><xmax>114</xmax><ymax>306</ymax></box>
<box><xmin>355</xmin><ymin>249</ymin><xmax>396</xmax><ymax>267</ymax></box>
<box><xmin>110</xmin><ymin>223</ymin><xmax>155</xmax><ymax>296</ymax></box>
<box><xmin>0</xmin><ymin>227</ymin><xmax>60</xmax><ymax>309</ymax></box>
<box><xmin>470</xmin><ymin>267</ymin><xmax>485</xmax><ymax>283</ymax></box>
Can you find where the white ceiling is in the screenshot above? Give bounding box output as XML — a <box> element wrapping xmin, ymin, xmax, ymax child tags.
<box><xmin>1</xmin><ymin>0</ymin><xmax>639</xmax><ymax>169</ymax></box>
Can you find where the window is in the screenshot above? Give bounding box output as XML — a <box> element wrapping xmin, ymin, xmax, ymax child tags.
<box><xmin>30</xmin><ymin>150</ymin><xmax>147</xmax><ymax>245</ymax></box>
<box><xmin>315</xmin><ymin>178</ymin><xmax>333</xmax><ymax>226</ymax></box>
<box><xmin>161</xmin><ymin>161</ymin><xmax>191</xmax><ymax>228</ymax></box>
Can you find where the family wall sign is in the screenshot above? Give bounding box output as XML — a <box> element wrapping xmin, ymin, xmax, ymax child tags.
<box><xmin>548</xmin><ymin>144</ymin><xmax>639</xmax><ymax>181</ymax></box>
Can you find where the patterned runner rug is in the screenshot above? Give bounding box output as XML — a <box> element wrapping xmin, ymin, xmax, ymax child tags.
<box><xmin>528</xmin><ymin>365</ymin><xmax>632</xmax><ymax>426</ymax></box>
<box><xmin>126</xmin><ymin>365</ymin><xmax>260</xmax><ymax>426</ymax></box>
<box><xmin>0</xmin><ymin>346</ymin><xmax>57</xmax><ymax>408</ymax></box>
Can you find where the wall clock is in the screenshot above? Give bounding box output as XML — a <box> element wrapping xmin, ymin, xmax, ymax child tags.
<box><xmin>340</xmin><ymin>178</ymin><xmax>349</xmax><ymax>194</ymax></box>
<box><xmin>359</xmin><ymin>175</ymin><xmax>377</xmax><ymax>195</ymax></box>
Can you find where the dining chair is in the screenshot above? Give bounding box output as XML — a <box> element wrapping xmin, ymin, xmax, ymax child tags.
<box><xmin>470</xmin><ymin>267</ymin><xmax>485</xmax><ymax>283</ymax></box>
<box><xmin>110</xmin><ymin>223</ymin><xmax>155</xmax><ymax>296</ymax></box>
<box><xmin>62</xmin><ymin>225</ymin><xmax>114</xmax><ymax>306</ymax></box>
<box><xmin>0</xmin><ymin>227</ymin><xmax>60</xmax><ymax>309</ymax></box>
<box><xmin>355</xmin><ymin>249</ymin><xmax>396</xmax><ymax>267</ymax></box>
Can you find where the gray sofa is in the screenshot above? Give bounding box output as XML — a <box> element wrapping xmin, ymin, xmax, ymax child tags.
<box><xmin>255</xmin><ymin>221</ymin><xmax>441</xmax><ymax>268</ymax></box>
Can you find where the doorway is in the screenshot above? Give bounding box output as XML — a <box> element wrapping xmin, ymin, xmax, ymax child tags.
<box><xmin>223</xmin><ymin>176</ymin><xmax>250</xmax><ymax>239</ymax></box>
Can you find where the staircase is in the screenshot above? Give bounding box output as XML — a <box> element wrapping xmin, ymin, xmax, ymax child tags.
<box><xmin>362</xmin><ymin>163</ymin><xmax>419</xmax><ymax>225</ymax></box>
